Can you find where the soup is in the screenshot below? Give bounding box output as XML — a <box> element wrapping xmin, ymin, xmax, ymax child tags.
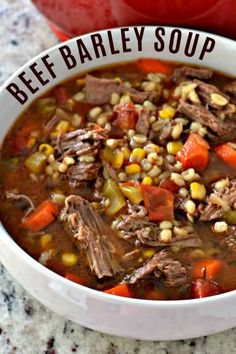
<box><xmin>1</xmin><ymin>59</ymin><xmax>236</xmax><ymax>300</ymax></box>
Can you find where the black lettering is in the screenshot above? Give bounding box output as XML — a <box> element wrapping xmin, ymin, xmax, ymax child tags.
<box><xmin>18</xmin><ymin>71</ymin><xmax>39</xmax><ymax>94</ymax></box>
<box><xmin>199</xmin><ymin>37</ymin><xmax>215</xmax><ymax>60</ymax></box>
<box><xmin>77</xmin><ymin>39</ymin><xmax>93</xmax><ymax>63</ymax></box>
<box><xmin>107</xmin><ymin>30</ymin><xmax>120</xmax><ymax>54</ymax></box>
<box><xmin>42</xmin><ymin>54</ymin><xmax>56</xmax><ymax>78</ymax></box>
<box><xmin>121</xmin><ymin>28</ymin><xmax>132</xmax><ymax>53</ymax></box>
<box><xmin>90</xmin><ymin>33</ymin><xmax>106</xmax><ymax>58</ymax></box>
<box><xmin>184</xmin><ymin>32</ymin><xmax>199</xmax><ymax>57</ymax></box>
<box><xmin>134</xmin><ymin>27</ymin><xmax>145</xmax><ymax>51</ymax></box>
<box><xmin>59</xmin><ymin>45</ymin><xmax>77</xmax><ymax>69</ymax></box>
<box><xmin>169</xmin><ymin>29</ymin><xmax>182</xmax><ymax>54</ymax></box>
<box><xmin>154</xmin><ymin>27</ymin><xmax>165</xmax><ymax>52</ymax></box>
<box><xmin>29</xmin><ymin>62</ymin><xmax>49</xmax><ymax>86</ymax></box>
<box><xmin>6</xmin><ymin>83</ymin><xmax>28</xmax><ymax>105</ymax></box>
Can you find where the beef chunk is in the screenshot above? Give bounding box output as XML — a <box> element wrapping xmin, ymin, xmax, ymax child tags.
<box><xmin>125</xmin><ymin>249</ymin><xmax>188</xmax><ymax>287</ymax></box>
<box><xmin>5</xmin><ymin>190</ymin><xmax>35</xmax><ymax>216</ymax></box>
<box><xmin>135</xmin><ymin>221</ymin><xmax>202</xmax><ymax>248</ymax></box>
<box><xmin>85</xmin><ymin>75</ymin><xmax>127</xmax><ymax>104</ymax></box>
<box><xmin>194</xmin><ymin>79</ymin><xmax>230</xmax><ymax>110</ymax></box>
<box><xmin>220</xmin><ymin>227</ymin><xmax>236</xmax><ymax>253</ymax></box>
<box><xmin>224</xmin><ymin>80</ymin><xmax>236</xmax><ymax>97</ymax></box>
<box><xmin>57</xmin><ymin>128</ymin><xmax>108</xmax><ymax>157</ymax></box>
<box><xmin>172</xmin><ymin>66</ymin><xmax>213</xmax><ymax>83</ymax></box>
<box><xmin>55</xmin><ymin>128</ymin><xmax>108</xmax><ymax>185</ymax></box>
<box><xmin>199</xmin><ymin>178</ymin><xmax>236</xmax><ymax>221</ymax></box>
<box><xmin>116</xmin><ymin>203</ymin><xmax>201</xmax><ymax>247</ymax></box>
<box><xmin>67</xmin><ymin>162</ymin><xmax>101</xmax><ymax>183</ymax></box>
<box><xmin>85</xmin><ymin>75</ymin><xmax>159</xmax><ymax>105</ymax></box>
<box><xmin>61</xmin><ymin>195</ymin><xmax>124</xmax><ymax>278</ymax></box>
<box><xmin>178</xmin><ymin>99</ymin><xmax>236</xmax><ymax>143</ymax></box>
<box><xmin>128</xmin><ymin>88</ymin><xmax>159</xmax><ymax>104</ymax></box>
<box><xmin>135</xmin><ymin>108</ymin><xmax>150</xmax><ymax>136</ymax></box>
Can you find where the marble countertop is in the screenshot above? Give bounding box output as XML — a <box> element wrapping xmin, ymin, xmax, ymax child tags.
<box><xmin>1</xmin><ymin>0</ymin><xmax>236</xmax><ymax>353</ymax></box>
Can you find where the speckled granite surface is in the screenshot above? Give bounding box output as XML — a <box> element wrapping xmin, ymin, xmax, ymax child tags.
<box><xmin>1</xmin><ymin>0</ymin><xmax>236</xmax><ymax>353</ymax></box>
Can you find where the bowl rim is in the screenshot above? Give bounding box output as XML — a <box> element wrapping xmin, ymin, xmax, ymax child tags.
<box><xmin>1</xmin><ymin>25</ymin><xmax>236</xmax><ymax>307</ymax></box>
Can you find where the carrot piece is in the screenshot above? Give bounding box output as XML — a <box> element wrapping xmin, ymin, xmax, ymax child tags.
<box><xmin>192</xmin><ymin>259</ymin><xmax>224</xmax><ymax>280</ymax></box>
<box><xmin>104</xmin><ymin>284</ymin><xmax>133</xmax><ymax>298</ymax></box>
<box><xmin>176</xmin><ymin>133</ymin><xmax>210</xmax><ymax>171</ymax></box>
<box><xmin>137</xmin><ymin>58</ymin><xmax>173</xmax><ymax>74</ymax></box>
<box><xmin>214</xmin><ymin>143</ymin><xmax>236</xmax><ymax>167</ymax></box>
<box><xmin>22</xmin><ymin>200</ymin><xmax>59</xmax><ymax>231</ymax></box>
<box><xmin>141</xmin><ymin>185</ymin><xmax>174</xmax><ymax>221</ymax></box>
<box><xmin>145</xmin><ymin>290</ymin><xmax>166</xmax><ymax>300</ymax></box>
<box><xmin>65</xmin><ymin>273</ymin><xmax>85</xmax><ymax>285</ymax></box>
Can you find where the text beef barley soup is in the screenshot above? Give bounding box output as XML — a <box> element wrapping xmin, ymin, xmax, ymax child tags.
<box><xmin>1</xmin><ymin>59</ymin><xmax>236</xmax><ymax>300</ymax></box>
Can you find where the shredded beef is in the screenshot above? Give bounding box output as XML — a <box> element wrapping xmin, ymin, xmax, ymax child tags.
<box><xmin>199</xmin><ymin>178</ymin><xmax>236</xmax><ymax>221</ymax></box>
<box><xmin>135</xmin><ymin>222</ymin><xmax>202</xmax><ymax>248</ymax></box>
<box><xmin>178</xmin><ymin>99</ymin><xmax>236</xmax><ymax>143</ymax></box>
<box><xmin>67</xmin><ymin>162</ymin><xmax>101</xmax><ymax>183</ymax></box>
<box><xmin>172</xmin><ymin>66</ymin><xmax>213</xmax><ymax>83</ymax></box>
<box><xmin>125</xmin><ymin>249</ymin><xmax>187</xmax><ymax>287</ymax></box>
<box><xmin>220</xmin><ymin>227</ymin><xmax>236</xmax><ymax>253</ymax></box>
<box><xmin>93</xmin><ymin>175</ymin><xmax>104</xmax><ymax>201</ymax></box>
<box><xmin>57</xmin><ymin>128</ymin><xmax>108</xmax><ymax>157</ymax></box>
<box><xmin>5</xmin><ymin>190</ymin><xmax>35</xmax><ymax>216</ymax></box>
<box><xmin>135</xmin><ymin>108</ymin><xmax>150</xmax><ymax>136</ymax></box>
<box><xmin>128</xmin><ymin>88</ymin><xmax>159</xmax><ymax>104</ymax></box>
<box><xmin>116</xmin><ymin>203</ymin><xmax>201</xmax><ymax>247</ymax></box>
<box><xmin>103</xmin><ymin>162</ymin><xmax>118</xmax><ymax>181</ymax></box>
<box><xmin>61</xmin><ymin>195</ymin><xmax>124</xmax><ymax>278</ymax></box>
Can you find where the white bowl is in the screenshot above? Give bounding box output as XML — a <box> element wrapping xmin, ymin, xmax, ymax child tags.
<box><xmin>0</xmin><ymin>26</ymin><xmax>236</xmax><ymax>340</ymax></box>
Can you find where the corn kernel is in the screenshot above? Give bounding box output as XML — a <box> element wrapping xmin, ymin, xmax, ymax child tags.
<box><xmin>130</xmin><ymin>148</ymin><xmax>146</xmax><ymax>163</ymax></box>
<box><xmin>125</xmin><ymin>163</ymin><xmax>141</xmax><ymax>174</ymax></box>
<box><xmin>50</xmin><ymin>131</ymin><xmax>60</xmax><ymax>138</ymax></box>
<box><xmin>167</xmin><ymin>141</ymin><xmax>183</xmax><ymax>155</ymax></box>
<box><xmin>159</xmin><ymin>106</ymin><xmax>176</xmax><ymax>119</ymax></box>
<box><xmin>112</xmin><ymin>151</ymin><xmax>124</xmax><ymax>169</ymax></box>
<box><xmin>40</xmin><ymin>234</ymin><xmax>52</xmax><ymax>249</ymax></box>
<box><xmin>39</xmin><ymin>143</ymin><xmax>54</xmax><ymax>156</ymax></box>
<box><xmin>56</xmin><ymin>120</ymin><xmax>70</xmax><ymax>133</ymax></box>
<box><xmin>58</xmin><ymin>163</ymin><xmax>68</xmax><ymax>173</ymax></box>
<box><xmin>62</xmin><ymin>252</ymin><xmax>78</xmax><ymax>267</ymax></box>
<box><xmin>121</xmin><ymin>146</ymin><xmax>131</xmax><ymax>160</ymax></box>
<box><xmin>142</xmin><ymin>176</ymin><xmax>153</xmax><ymax>185</ymax></box>
<box><xmin>190</xmin><ymin>182</ymin><xmax>206</xmax><ymax>201</ymax></box>
<box><xmin>143</xmin><ymin>249</ymin><xmax>156</xmax><ymax>258</ymax></box>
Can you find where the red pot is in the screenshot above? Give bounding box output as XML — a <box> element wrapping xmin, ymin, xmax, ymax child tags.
<box><xmin>32</xmin><ymin>0</ymin><xmax>236</xmax><ymax>40</ymax></box>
